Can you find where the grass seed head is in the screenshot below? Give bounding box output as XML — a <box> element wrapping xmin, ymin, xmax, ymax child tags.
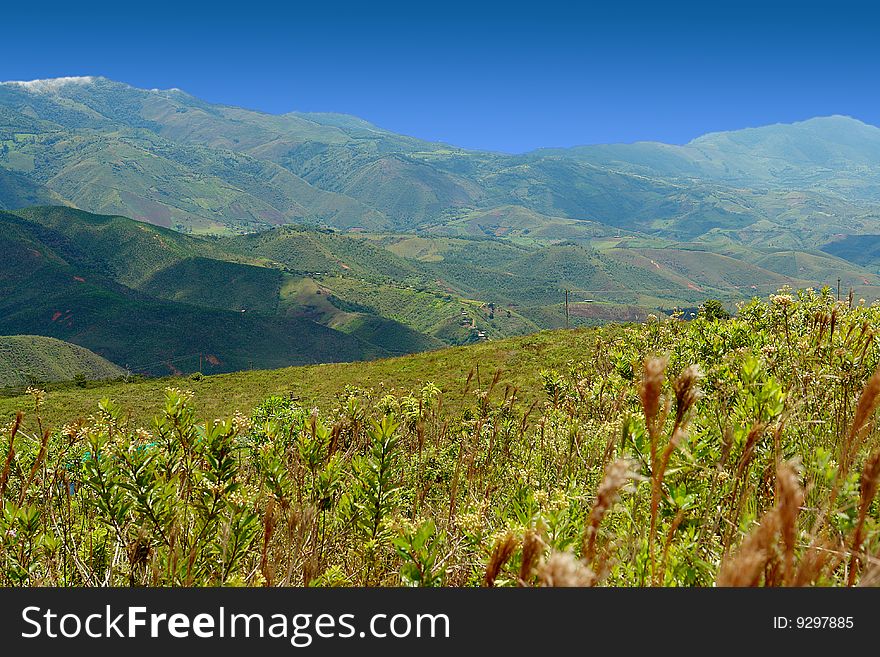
<box><xmin>673</xmin><ymin>364</ymin><xmax>703</xmax><ymax>427</ymax></box>
<box><xmin>483</xmin><ymin>531</ymin><xmax>518</xmax><ymax>587</ymax></box>
<box><xmin>518</xmin><ymin>528</ymin><xmax>544</xmax><ymax>585</ymax></box>
<box><xmin>859</xmin><ymin>450</ymin><xmax>880</xmax><ymax>515</ymax></box>
<box><xmin>775</xmin><ymin>461</ymin><xmax>805</xmax><ymax>584</ymax></box>
<box><xmin>716</xmin><ymin>512</ymin><xmax>780</xmax><ymax>587</ymax></box>
<box><xmin>537</xmin><ymin>551</ymin><xmax>596</xmax><ymax>587</ymax></box>
<box><xmin>640</xmin><ymin>357</ymin><xmax>668</xmax><ymax>429</ymax></box>
<box><xmin>584</xmin><ymin>458</ymin><xmax>639</xmax><ymax>561</ymax></box>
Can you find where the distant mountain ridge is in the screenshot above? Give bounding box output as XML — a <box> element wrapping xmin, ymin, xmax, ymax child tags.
<box><xmin>2</xmin><ymin>77</ymin><xmax>880</xmax><ymax>251</ymax></box>
<box><xmin>547</xmin><ymin>115</ymin><xmax>880</xmax><ymax>187</ymax></box>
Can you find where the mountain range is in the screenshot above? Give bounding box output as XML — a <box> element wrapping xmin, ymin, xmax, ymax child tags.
<box><xmin>3</xmin><ymin>77</ymin><xmax>880</xmax><ymax>381</ymax></box>
<box><xmin>2</xmin><ymin>77</ymin><xmax>880</xmax><ymax>247</ymax></box>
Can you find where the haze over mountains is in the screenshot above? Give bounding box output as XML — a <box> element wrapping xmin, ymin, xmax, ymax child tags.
<box><xmin>3</xmin><ymin>76</ymin><xmax>880</xmax><ymax>381</ymax></box>
<box><xmin>1</xmin><ymin>76</ymin><xmax>880</xmax><ymax>245</ymax></box>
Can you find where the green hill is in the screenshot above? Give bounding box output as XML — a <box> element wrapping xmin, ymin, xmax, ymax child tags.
<box><xmin>427</xmin><ymin>204</ymin><xmax>617</xmax><ymax>242</ymax></box>
<box><xmin>0</xmin><ymin>335</ymin><xmax>124</xmax><ymax>387</ymax></box>
<box><xmin>333</xmin><ymin>314</ymin><xmax>445</xmax><ymax>356</ymax></box>
<box><xmin>0</xmin><ymin>77</ymin><xmax>430</xmax><ymax>231</ymax></box>
<box><xmin>0</xmin><ymin>167</ymin><xmax>59</xmax><ymax>209</ymax></box>
<box><xmin>219</xmin><ymin>224</ymin><xmax>428</xmax><ymax>283</ymax></box>
<box><xmin>0</xmin><ymin>209</ymin><xmax>386</xmax><ymax>375</ymax></box>
<box><xmin>0</xmin><ymin>207</ymin><xmax>546</xmax><ymax>373</ymax></box>
<box><xmin>7</xmin><ymin>203</ymin><xmax>880</xmax><ymax>379</ymax></box>
<box><xmin>748</xmin><ymin>249</ymin><xmax>880</xmax><ymax>288</ymax></box>
<box><xmin>13</xmin><ymin>205</ymin><xmax>234</xmax><ymax>286</ymax></box>
<box><xmin>821</xmin><ymin>234</ymin><xmax>880</xmax><ymax>267</ymax></box>
<box><xmin>139</xmin><ymin>257</ymin><xmax>284</xmax><ymax>314</ymax></box>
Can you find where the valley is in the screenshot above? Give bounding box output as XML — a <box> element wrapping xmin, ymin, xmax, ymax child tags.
<box><xmin>4</xmin><ymin>202</ymin><xmax>880</xmax><ymax>383</ymax></box>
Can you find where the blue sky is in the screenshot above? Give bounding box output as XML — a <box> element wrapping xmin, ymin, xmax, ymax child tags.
<box><xmin>2</xmin><ymin>0</ymin><xmax>878</xmax><ymax>152</ymax></box>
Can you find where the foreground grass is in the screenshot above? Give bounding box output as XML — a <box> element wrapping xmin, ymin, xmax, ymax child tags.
<box><xmin>3</xmin><ymin>289</ymin><xmax>880</xmax><ymax>587</ymax></box>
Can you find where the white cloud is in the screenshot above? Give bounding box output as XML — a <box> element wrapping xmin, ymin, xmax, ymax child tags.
<box><xmin>1</xmin><ymin>76</ymin><xmax>98</xmax><ymax>93</ymax></box>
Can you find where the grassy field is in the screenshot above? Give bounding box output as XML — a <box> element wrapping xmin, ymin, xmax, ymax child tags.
<box><xmin>0</xmin><ymin>326</ymin><xmax>603</xmax><ymax>429</ymax></box>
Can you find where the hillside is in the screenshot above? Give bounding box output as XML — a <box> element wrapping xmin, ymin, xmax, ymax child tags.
<box><xmin>0</xmin><ymin>335</ymin><xmax>124</xmax><ymax>387</ymax></box>
<box><xmin>219</xmin><ymin>224</ymin><xmax>428</xmax><ymax>283</ymax></box>
<box><xmin>4</xmin><ymin>77</ymin><xmax>880</xmax><ymax>338</ymax></box>
<box><xmin>6</xmin><ymin>205</ymin><xmax>880</xmax><ymax>382</ymax></box>
<box><xmin>364</xmin><ymin>232</ymin><xmax>880</xmax><ymax>308</ymax></box>
<box><xmin>0</xmin><ymin>77</ymin><xmax>438</xmax><ymax>232</ymax></box>
<box><xmin>3</xmin><ymin>77</ymin><xmax>880</xmax><ymax>251</ymax></box>
<box><xmin>0</xmin><ymin>324</ymin><xmax>602</xmax><ymax>426</ymax></box>
<box><xmin>6</xmin><ymin>88</ymin><xmax>880</xmax><ymax>379</ymax></box>
<box><xmin>0</xmin><ymin>209</ymin><xmax>387</xmax><ymax>375</ymax></box>
<box><xmin>821</xmin><ymin>234</ymin><xmax>880</xmax><ymax>267</ymax></box>
<box><xmin>0</xmin><ymin>167</ymin><xmax>58</xmax><ymax>209</ymax></box>
<box><xmin>0</xmin><ymin>207</ymin><xmax>553</xmax><ymax>374</ymax></box>
<box><xmin>542</xmin><ymin>115</ymin><xmax>880</xmax><ymax>200</ymax></box>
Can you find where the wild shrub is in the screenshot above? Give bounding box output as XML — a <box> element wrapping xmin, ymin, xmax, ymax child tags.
<box><xmin>2</xmin><ymin>288</ymin><xmax>880</xmax><ymax>586</ymax></box>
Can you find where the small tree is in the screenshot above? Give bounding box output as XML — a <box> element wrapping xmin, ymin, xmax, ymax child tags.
<box><xmin>699</xmin><ymin>298</ymin><xmax>730</xmax><ymax>321</ymax></box>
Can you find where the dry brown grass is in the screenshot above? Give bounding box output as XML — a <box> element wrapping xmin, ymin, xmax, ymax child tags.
<box><xmin>483</xmin><ymin>531</ymin><xmax>517</xmax><ymax>587</ymax></box>
<box><xmin>537</xmin><ymin>551</ymin><xmax>596</xmax><ymax>587</ymax></box>
<box><xmin>717</xmin><ymin>461</ymin><xmax>804</xmax><ymax>587</ymax></box>
<box><xmin>583</xmin><ymin>458</ymin><xmax>637</xmax><ymax>564</ymax></box>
